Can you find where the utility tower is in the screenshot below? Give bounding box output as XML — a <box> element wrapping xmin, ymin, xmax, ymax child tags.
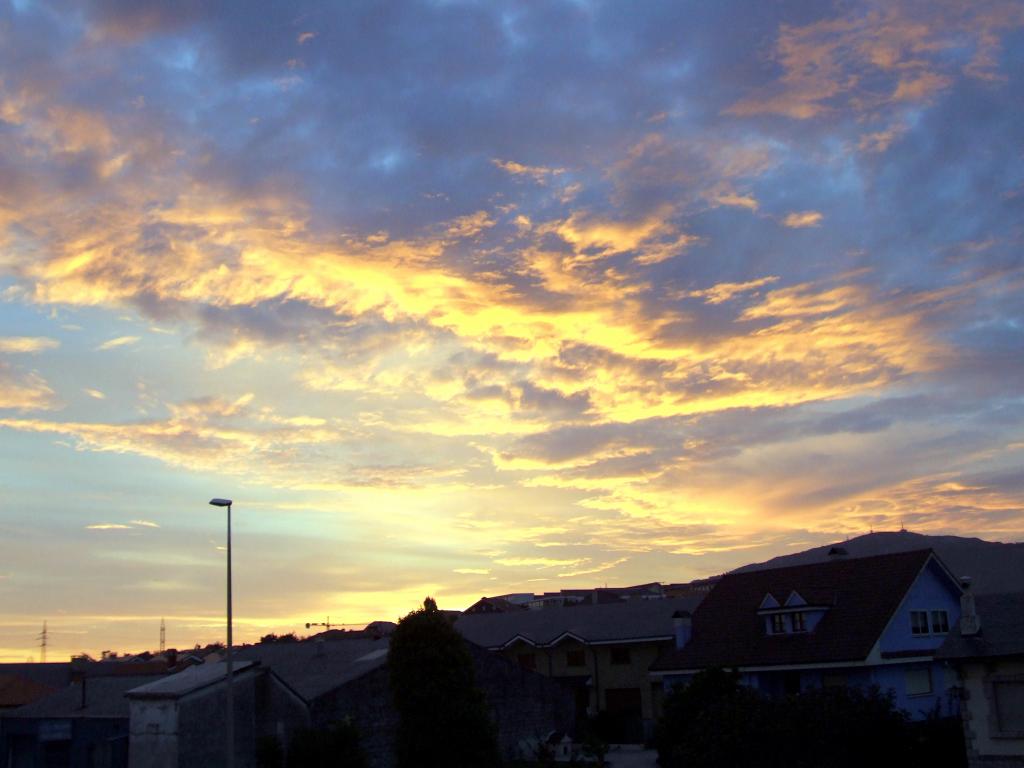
<box><xmin>38</xmin><ymin>621</ymin><xmax>47</xmax><ymax>663</ymax></box>
<box><xmin>160</xmin><ymin>618</ymin><xmax>166</xmax><ymax>653</ymax></box>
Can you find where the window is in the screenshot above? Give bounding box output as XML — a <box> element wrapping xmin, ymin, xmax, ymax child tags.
<box><xmin>791</xmin><ymin>612</ymin><xmax>807</xmax><ymax>633</ymax></box>
<box><xmin>905</xmin><ymin>667</ymin><xmax>932</xmax><ymax>696</ymax></box>
<box><xmin>910</xmin><ymin>611</ymin><xmax>930</xmax><ymax>636</ymax></box>
<box><xmin>566</xmin><ymin>649</ymin><xmax>586</xmax><ymax>668</ymax></box>
<box><xmin>993</xmin><ymin>681</ymin><xmax>1024</xmax><ymax>734</ymax></box>
<box><xmin>770</xmin><ymin>614</ymin><xmax>786</xmax><ymax>634</ymax></box>
<box><xmin>930</xmin><ymin>610</ymin><xmax>949</xmax><ymax>635</ymax></box>
<box><xmin>610</xmin><ymin>647</ymin><xmax>631</xmax><ymax>665</ymax></box>
<box><xmin>517</xmin><ymin>652</ymin><xmax>536</xmax><ymax>670</ymax></box>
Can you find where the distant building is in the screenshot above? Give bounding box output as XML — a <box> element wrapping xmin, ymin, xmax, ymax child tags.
<box><xmin>456</xmin><ymin>596</ymin><xmax>703</xmax><ymax>742</ymax></box>
<box><xmin>651</xmin><ymin>549</ymin><xmax>964</xmax><ymax>720</ymax></box>
<box><xmin>126</xmin><ymin>635</ymin><xmax>573</xmax><ymax>768</ymax></box>
<box><xmin>1</xmin><ymin>674</ymin><xmax>164</xmax><ymax>768</ymax></box>
<box><xmin>938</xmin><ymin>590</ymin><xmax>1024</xmax><ymax>767</ymax></box>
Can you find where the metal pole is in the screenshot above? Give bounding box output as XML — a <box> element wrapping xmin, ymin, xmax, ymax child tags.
<box><xmin>226</xmin><ymin>502</ymin><xmax>234</xmax><ymax>768</ymax></box>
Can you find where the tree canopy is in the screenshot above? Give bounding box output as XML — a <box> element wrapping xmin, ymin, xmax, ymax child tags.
<box><xmin>388</xmin><ymin>597</ymin><xmax>501</xmax><ymax>768</ymax></box>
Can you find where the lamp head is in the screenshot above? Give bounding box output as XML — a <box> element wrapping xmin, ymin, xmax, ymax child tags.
<box><xmin>209</xmin><ymin>498</ymin><xmax>233</xmax><ymax>507</ymax></box>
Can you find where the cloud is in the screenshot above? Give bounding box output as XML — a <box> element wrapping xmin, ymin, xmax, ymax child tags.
<box><xmin>0</xmin><ymin>363</ymin><xmax>58</xmax><ymax>411</ymax></box>
<box><xmin>781</xmin><ymin>211</ymin><xmax>823</xmax><ymax>228</ymax></box>
<box><xmin>83</xmin><ymin>388</ymin><xmax>106</xmax><ymax>400</ymax></box>
<box><xmin>0</xmin><ymin>337</ymin><xmax>59</xmax><ymax>354</ymax></box>
<box><xmin>86</xmin><ymin>523</ymin><xmax>132</xmax><ymax>530</ymax></box>
<box><xmin>727</xmin><ymin>2</ymin><xmax>1024</xmax><ymax>120</ymax></box>
<box><xmin>95</xmin><ymin>336</ymin><xmax>140</xmax><ymax>351</ymax></box>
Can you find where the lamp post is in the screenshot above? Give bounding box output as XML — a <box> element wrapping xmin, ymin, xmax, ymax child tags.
<box><xmin>209</xmin><ymin>498</ymin><xmax>234</xmax><ymax>768</ymax></box>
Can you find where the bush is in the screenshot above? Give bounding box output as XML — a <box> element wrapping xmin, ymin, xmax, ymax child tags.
<box><xmin>652</xmin><ymin>670</ymin><xmax>964</xmax><ymax>768</ymax></box>
<box><xmin>653</xmin><ymin>668</ymin><xmax>772</xmax><ymax>768</ymax></box>
<box><xmin>285</xmin><ymin>719</ymin><xmax>367</xmax><ymax>768</ymax></box>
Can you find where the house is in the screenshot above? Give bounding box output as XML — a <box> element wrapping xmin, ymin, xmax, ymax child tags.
<box><xmin>650</xmin><ymin>549</ymin><xmax>964</xmax><ymax>720</ymax></box>
<box><xmin>1</xmin><ymin>674</ymin><xmax>164</xmax><ymax>768</ymax></box>
<box><xmin>127</xmin><ymin>635</ymin><xmax>574</xmax><ymax>768</ymax></box>
<box><xmin>126</xmin><ymin>659</ymin><xmax>306</xmax><ymax>768</ymax></box>
<box><xmin>938</xmin><ymin>589</ymin><xmax>1024</xmax><ymax>767</ymax></box>
<box><xmin>456</xmin><ymin>596</ymin><xmax>704</xmax><ymax>742</ymax></box>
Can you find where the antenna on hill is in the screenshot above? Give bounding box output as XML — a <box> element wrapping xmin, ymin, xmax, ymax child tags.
<box><xmin>160</xmin><ymin>618</ymin><xmax>166</xmax><ymax>653</ymax></box>
<box><xmin>899</xmin><ymin>519</ymin><xmax>907</xmax><ymax>533</ymax></box>
<box><xmin>38</xmin><ymin>621</ymin><xmax>48</xmax><ymax>664</ymax></box>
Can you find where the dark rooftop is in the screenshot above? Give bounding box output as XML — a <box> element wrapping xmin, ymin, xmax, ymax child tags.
<box><xmin>456</xmin><ymin>596</ymin><xmax>703</xmax><ymax>649</ymax></box>
<box><xmin>5</xmin><ymin>675</ymin><xmax>164</xmax><ymax>719</ymax></box>
<box><xmin>652</xmin><ymin>549</ymin><xmax>948</xmax><ymax>672</ymax></box>
<box><xmin>937</xmin><ymin>592</ymin><xmax>1024</xmax><ymax>661</ymax></box>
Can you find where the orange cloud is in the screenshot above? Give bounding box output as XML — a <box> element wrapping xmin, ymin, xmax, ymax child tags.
<box><xmin>782</xmin><ymin>211</ymin><xmax>823</xmax><ymax>228</ymax></box>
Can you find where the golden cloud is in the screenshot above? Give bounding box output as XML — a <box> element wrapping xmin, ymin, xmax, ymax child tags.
<box><xmin>781</xmin><ymin>211</ymin><xmax>823</xmax><ymax>228</ymax></box>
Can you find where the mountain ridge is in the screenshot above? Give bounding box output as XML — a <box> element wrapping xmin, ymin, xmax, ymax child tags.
<box><xmin>730</xmin><ymin>530</ymin><xmax>1024</xmax><ymax>594</ymax></box>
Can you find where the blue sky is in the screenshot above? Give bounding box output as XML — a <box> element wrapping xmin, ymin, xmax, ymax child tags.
<box><xmin>0</xmin><ymin>0</ymin><xmax>1022</xmax><ymax>660</ymax></box>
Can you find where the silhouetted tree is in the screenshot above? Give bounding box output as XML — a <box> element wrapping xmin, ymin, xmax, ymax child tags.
<box><xmin>388</xmin><ymin>597</ymin><xmax>500</xmax><ymax>768</ymax></box>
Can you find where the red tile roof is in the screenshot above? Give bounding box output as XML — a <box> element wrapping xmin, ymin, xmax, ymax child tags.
<box><xmin>0</xmin><ymin>675</ymin><xmax>57</xmax><ymax>709</ymax></box>
<box><xmin>652</xmin><ymin>549</ymin><xmax>943</xmax><ymax>672</ymax></box>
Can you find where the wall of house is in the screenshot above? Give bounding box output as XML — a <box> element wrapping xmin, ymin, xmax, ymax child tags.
<box><xmin>1</xmin><ymin>717</ymin><xmax>130</xmax><ymax>768</ymax></box>
<box><xmin>311</xmin><ymin>664</ymin><xmax>397</xmax><ymax>768</ymax></box>
<box><xmin>878</xmin><ymin>560</ymin><xmax>962</xmax><ymax>656</ymax></box>
<box><xmin>868</xmin><ymin>662</ymin><xmax>958</xmax><ymax>719</ymax></box>
<box><xmin>129</xmin><ymin>699</ymin><xmax>179</xmax><ymax>768</ymax></box>
<box><xmin>469</xmin><ymin>644</ymin><xmax>576</xmax><ymax>759</ymax></box>
<box><xmin>958</xmin><ymin>659</ymin><xmax>1024</xmax><ymax>767</ymax></box>
<box><xmin>176</xmin><ymin>673</ymin><xmax>259</xmax><ymax>768</ymax></box>
<box><xmin>314</xmin><ymin>649</ymin><xmax>575</xmax><ymax>767</ymax></box>
<box><xmin>500</xmin><ymin>637</ymin><xmax>669</xmax><ymax>740</ymax></box>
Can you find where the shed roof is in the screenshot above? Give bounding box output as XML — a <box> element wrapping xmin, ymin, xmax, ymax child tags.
<box><xmin>652</xmin><ymin>549</ymin><xmax>950</xmax><ymax>672</ymax></box>
<box><xmin>5</xmin><ymin>675</ymin><xmax>164</xmax><ymax>719</ymax></box>
<box><xmin>455</xmin><ymin>596</ymin><xmax>703</xmax><ymax>649</ymax></box>
<box><xmin>937</xmin><ymin>591</ymin><xmax>1024</xmax><ymax>661</ymax></box>
<box><xmin>126</xmin><ymin>661</ymin><xmax>256</xmax><ymax>700</ymax></box>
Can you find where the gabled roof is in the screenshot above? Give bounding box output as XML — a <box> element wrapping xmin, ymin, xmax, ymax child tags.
<box><xmin>652</xmin><ymin>549</ymin><xmax>950</xmax><ymax>672</ymax></box>
<box><xmin>126</xmin><ymin>662</ymin><xmax>256</xmax><ymax>700</ymax></box>
<box><xmin>5</xmin><ymin>676</ymin><xmax>164</xmax><ymax>719</ymax></box>
<box><xmin>455</xmin><ymin>597</ymin><xmax>703</xmax><ymax>649</ymax></box>
<box><xmin>0</xmin><ymin>675</ymin><xmax>58</xmax><ymax>709</ymax></box>
<box><xmin>937</xmin><ymin>591</ymin><xmax>1024</xmax><ymax>661</ymax></box>
<box><xmin>235</xmin><ymin>637</ymin><xmax>391</xmax><ymax>701</ymax></box>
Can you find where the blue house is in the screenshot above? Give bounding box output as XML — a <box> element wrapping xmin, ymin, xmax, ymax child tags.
<box><xmin>650</xmin><ymin>549</ymin><xmax>964</xmax><ymax>719</ymax></box>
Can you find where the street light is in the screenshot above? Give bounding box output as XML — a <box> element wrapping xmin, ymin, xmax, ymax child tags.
<box><xmin>209</xmin><ymin>497</ymin><xmax>234</xmax><ymax>768</ymax></box>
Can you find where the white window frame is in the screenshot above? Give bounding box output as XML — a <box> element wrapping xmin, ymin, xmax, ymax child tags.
<box><xmin>910</xmin><ymin>608</ymin><xmax>949</xmax><ymax>637</ymax></box>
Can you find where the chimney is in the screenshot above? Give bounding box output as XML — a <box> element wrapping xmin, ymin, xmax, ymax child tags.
<box><xmin>672</xmin><ymin>610</ymin><xmax>692</xmax><ymax>649</ymax></box>
<box><xmin>959</xmin><ymin>577</ymin><xmax>980</xmax><ymax>636</ymax></box>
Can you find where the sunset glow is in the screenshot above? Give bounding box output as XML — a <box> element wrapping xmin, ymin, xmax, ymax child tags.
<box><xmin>1</xmin><ymin>0</ymin><xmax>1022</xmax><ymax>661</ymax></box>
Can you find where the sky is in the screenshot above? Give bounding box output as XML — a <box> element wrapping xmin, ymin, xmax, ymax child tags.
<box><xmin>0</xmin><ymin>0</ymin><xmax>1022</xmax><ymax>662</ymax></box>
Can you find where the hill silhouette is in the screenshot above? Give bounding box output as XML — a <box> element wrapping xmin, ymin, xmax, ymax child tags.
<box><xmin>731</xmin><ymin>530</ymin><xmax>1024</xmax><ymax>594</ymax></box>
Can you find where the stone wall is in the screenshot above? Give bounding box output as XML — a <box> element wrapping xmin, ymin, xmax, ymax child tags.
<box><xmin>311</xmin><ymin>643</ymin><xmax>575</xmax><ymax>768</ymax></box>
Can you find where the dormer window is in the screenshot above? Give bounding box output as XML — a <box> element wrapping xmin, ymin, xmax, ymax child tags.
<box><xmin>770</xmin><ymin>614</ymin><xmax>786</xmax><ymax>634</ymax></box>
<box><xmin>791</xmin><ymin>612</ymin><xmax>807</xmax><ymax>633</ymax></box>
